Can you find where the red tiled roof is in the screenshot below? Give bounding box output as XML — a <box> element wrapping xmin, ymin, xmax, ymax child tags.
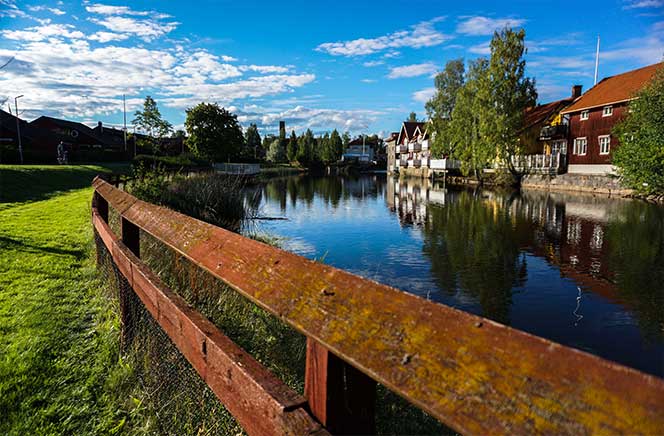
<box><xmin>561</xmin><ymin>62</ymin><xmax>663</xmax><ymax>114</ymax></box>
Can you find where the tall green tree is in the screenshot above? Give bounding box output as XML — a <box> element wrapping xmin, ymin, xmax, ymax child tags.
<box><xmin>132</xmin><ymin>96</ymin><xmax>173</xmax><ymax>154</ymax></box>
<box><xmin>426</xmin><ymin>59</ymin><xmax>465</xmax><ymax>157</ymax></box>
<box><xmin>407</xmin><ymin>111</ymin><xmax>419</xmax><ymax>122</ymax></box>
<box><xmin>449</xmin><ymin>58</ymin><xmax>494</xmax><ymax>180</ymax></box>
<box><xmin>613</xmin><ymin>66</ymin><xmax>664</xmax><ymax>194</ymax></box>
<box><xmin>330</xmin><ymin>129</ymin><xmax>344</xmax><ymax>161</ymax></box>
<box><xmin>286</xmin><ymin>130</ymin><xmax>298</xmax><ymax>162</ymax></box>
<box><xmin>266</xmin><ymin>137</ymin><xmax>286</xmax><ymax>162</ymax></box>
<box><xmin>185</xmin><ymin>103</ymin><xmax>244</xmax><ymax>162</ymax></box>
<box><xmin>296</xmin><ymin>129</ymin><xmax>315</xmax><ymax>166</ymax></box>
<box><xmin>487</xmin><ymin>28</ymin><xmax>537</xmax><ymax>179</ymax></box>
<box><xmin>245</xmin><ymin>123</ymin><xmax>262</xmax><ymax>160</ymax></box>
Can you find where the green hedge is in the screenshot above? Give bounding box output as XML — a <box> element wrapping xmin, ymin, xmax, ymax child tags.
<box><xmin>131</xmin><ymin>153</ymin><xmax>212</xmax><ymax>170</ymax></box>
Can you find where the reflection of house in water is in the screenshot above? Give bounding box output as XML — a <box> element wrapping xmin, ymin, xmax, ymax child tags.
<box><xmin>387</xmin><ymin>177</ymin><xmax>454</xmax><ymax>226</ymax></box>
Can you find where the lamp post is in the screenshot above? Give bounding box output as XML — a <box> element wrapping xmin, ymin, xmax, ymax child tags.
<box><xmin>14</xmin><ymin>95</ymin><xmax>23</xmax><ymax>164</ymax></box>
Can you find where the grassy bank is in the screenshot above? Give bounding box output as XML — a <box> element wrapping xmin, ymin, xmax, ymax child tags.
<box><xmin>0</xmin><ymin>165</ymin><xmax>134</xmax><ymax>435</ymax></box>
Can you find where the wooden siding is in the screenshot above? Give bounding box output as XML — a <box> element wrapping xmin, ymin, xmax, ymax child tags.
<box><xmin>568</xmin><ymin>103</ymin><xmax>627</xmax><ymax>165</ymax></box>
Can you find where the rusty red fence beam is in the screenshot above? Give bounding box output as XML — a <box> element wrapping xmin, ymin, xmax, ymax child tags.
<box><xmin>92</xmin><ymin>177</ymin><xmax>664</xmax><ymax>435</ymax></box>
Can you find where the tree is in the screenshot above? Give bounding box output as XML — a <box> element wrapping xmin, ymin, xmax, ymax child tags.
<box><xmin>330</xmin><ymin>129</ymin><xmax>344</xmax><ymax>161</ymax></box>
<box><xmin>132</xmin><ymin>96</ymin><xmax>172</xmax><ymax>154</ymax></box>
<box><xmin>319</xmin><ymin>132</ymin><xmax>333</xmax><ymax>163</ymax></box>
<box><xmin>487</xmin><ymin>28</ymin><xmax>537</xmax><ymax>180</ymax></box>
<box><xmin>245</xmin><ymin>123</ymin><xmax>262</xmax><ymax>159</ymax></box>
<box><xmin>613</xmin><ymin>66</ymin><xmax>664</xmax><ymax>194</ymax></box>
<box><xmin>449</xmin><ymin>58</ymin><xmax>494</xmax><ymax>180</ymax></box>
<box><xmin>185</xmin><ymin>103</ymin><xmax>244</xmax><ymax>162</ymax></box>
<box><xmin>296</xmin><ymin>129</ymin><xmax>315</xmax><ymax>166</ymax></box>
<box><xmin>426</xmin><ymin>59</ymin><xmax>465</xmax><ymax>157</ymax></box>
<box><xmin>407</xmin><ymin>111</ymin><xmax>419</xmax><ymax>122</ymax></box>
<box><xmin>342</xmin><ymin>131</ymin><xmax>351</xmax><ymax>148</ymax></box>
<box><xmin>286</xmin><ymin>130</ymin><xmax>298</xmax><ymax>162</ymax></box>
<box><xmin>266</xmin><ymin>137</ymin><xmax>286</xmax><ymax>162</ymax></box>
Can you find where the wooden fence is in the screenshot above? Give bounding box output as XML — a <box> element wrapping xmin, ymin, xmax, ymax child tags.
<box><xmin>91</xmin><ymin>177</ymin><xmax>664</xmax><ymax>435</ymax></box>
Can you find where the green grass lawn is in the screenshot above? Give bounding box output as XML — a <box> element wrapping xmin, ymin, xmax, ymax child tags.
<box><xmin>0</xmin><ymin>165</ymin><xmax>133</xmax><ymax>435</ymax></box>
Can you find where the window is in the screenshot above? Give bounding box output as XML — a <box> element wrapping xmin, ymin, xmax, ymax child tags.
<box><xmin>580</xmin><ymin>110</ymin><xmax>589</xmax><ymax>120</ymax></box>
<box><xmin>573</xmin><ymin>137</ymin><xmax>587</xmax><ymax>155</ymax></box>
<box><xmin>603</xmin><ymin>105</ymin><xmax>613</xmax><ymax>117</ymax></box>
<box><xmin>599</xmin><ymin>135</ymin><xmax>611</xmax><ymax>155</ymax></box>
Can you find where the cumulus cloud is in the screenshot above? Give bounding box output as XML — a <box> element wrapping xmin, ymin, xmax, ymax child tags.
<box><xmin>28</xmin><ymin>5</ymin><xmax>66</xmax><ymax>15</ymax></box>
<box><xmin>468</xmin><ymin>41</ymin><xmax>491</xmax><ymax>55</ymax></box>
<box><xmin>239</xmin><ymin>65</ymin><xmax>291</xmax><ymax>74</ymax></box>
<box><xmin>387</xmin><ymin>63</ymin><xmax>437</xmax><ymax>79</ymax></box>
<box><xmin>237</xmin><ymin>105</ymin><xmax>383</xmax><ymax>133</ymax></box>
<box><xmin>412</xmin><ymin>87</ymin><xmax>435</xmax><ymax>103</ymax></box>
<box><xmin>2</xmin><ymin>24</ymin><xmax>85</xmax><ymax>41</ymax></box>
<box><xmin>363</xmin><ymin>60</ymin><xmax>384</xmax><ymax>67</ymax></box>
<box><xmin>85</xmin><ymin>3</ymin><xmax>152</xmax><ymax>16</ymax></box>
<box><xmin>88</xmin><ymin>31</ymin><xmax>129</xmax><ymax>42</ymax></box>
<box><xmin>89</xmin><ymin>16</ymin><xmax>178</xmax><ymax>41</ymax></box>
<box><xmin>315</xmin><ymin>17</ymin><xmax>451</xmax><ymax>56</ymax></box>
<box><xmin>456</xmin><ymin>16</ymin><xmax>526</xmax><ymax>35</ymax></box>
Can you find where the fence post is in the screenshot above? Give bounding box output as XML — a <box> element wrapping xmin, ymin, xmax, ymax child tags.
<box><xmin>305</xmin><ymin>338</ymin><xmax>376</xmax><ymax>435</ymax></box>
<box><xmin>94</xmin><ymin>191</ymin><xmax>109</xmax><ymax>223</ymax></box>
<box><xmin>122</xmin><ymin>217</ymin><xmax>140</xmax><ymax>257</ymax></box>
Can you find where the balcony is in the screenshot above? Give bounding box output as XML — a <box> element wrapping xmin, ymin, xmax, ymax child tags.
<box><xmin>539</xmin><ymin>124</ymin><xmax>568</xmax><ymax>140</ymax></box>
<box><xmin>400</xmin><ymin>157</ymin><xmax>408</xmax><ymax>167</ymax></box>
<box><xmin>398</xmin><ymin>144</ymin><xmax>408</xmax><ymax>154</ymax></box>
<box><xmin>408</xmin><ymin>142</ymin><xmax>422</xmax><ymax>152</ymax></box>
<box><xmin>421</xmin><ymin>139</ymin><xmax>429</xmax><ymax>151</ymax></box>
<box><xmin>413</xmin><ymin>159</ymin><xmax>422</xmax><ymax>168</ymax></box>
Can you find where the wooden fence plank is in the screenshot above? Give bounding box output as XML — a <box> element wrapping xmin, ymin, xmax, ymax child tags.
<box><xmin>93</xmin><ymin>178</ymin><xmax>664</xmax><ymax>435</ymax></box>
<box><xmin>92</xmin><ymin>210</ymin><xmax>327</xmax><ymax>436</ymax></box>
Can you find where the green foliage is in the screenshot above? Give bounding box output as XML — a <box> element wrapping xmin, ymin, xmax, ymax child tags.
<box><xmin>296</xmin><ymin>128</ymin><xmax>316</xmax><ymax>166</ymax></box>
<box><xmin>487</xmin><ymin>28</ymin><xmax>537</xmax><ymax>177</ymax></box>
<box><xmin>132</xmin><ymin>96</ymin><xmax>173</xmax><ymax>154</ymax></box>
<box><xmin>342</xmin><ymin>131</ymin><xmax>351</xmax><ymax>148</ymax></box>
<box><xmin>407</xmin><ymin>111</ymin><xmax>419</xmax><ymax>122</ymax></box>
<box><xmin>286</xmin><ymin>130</ymin><xmax>298</xmax><ymax>162</ymax></box>
<box><xmin>185</xmin><ymin>103</ymin><xmax>245</xmax><ymax>162</ymax></box>
<box><xmin>131</xmin><ymin>153</ymin><xmax>211</xmax><ymax>171</ymax></box>
<box><xmin>426</xmin><ymin>59</ymin><xmax>465</xmax><ymax>157</ymax></box>
<box><xmin>613</xmin><ymin>66</ymin><xmax>664</xmax><ymax>194</ymax></box>
<box><xmin>330</xmin><ymin>129</ymin><xmax>344</xmax><ymax>162</ymax></box>
<box><xmin>446</xmin><ymin>28</ymin><xmax>536</xmax><ymax>181</ymax></box>
<box><xmin>266</xmin><ymin>137</ymin><xmax>287</xmax><ymax>163</ymax></box>
<box><xmin>244</xmin><ymin>123</ymin><xmax>262</xmax><ymax>160</ymax></box>
<box><xmin>449</xmin><ymin>58</ymin><xmax>494</xmax><ymax>178</ymax></box>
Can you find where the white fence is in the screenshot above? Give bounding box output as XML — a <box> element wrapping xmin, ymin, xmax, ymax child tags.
<box><xmin>214</xmin><ymin>163</ymin><xmax>261</xmax><ymax>175</ymax></box>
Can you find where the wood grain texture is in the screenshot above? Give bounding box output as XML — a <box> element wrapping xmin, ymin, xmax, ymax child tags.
<box><xmin>92</xmin><ymin>210</ymin><xmax>327</xmax><ymax>436</ymax></box>
<box><xmin>93</xmin><ymin>178</ymin><xmax>664</xmax><ymax>435</ymax></box>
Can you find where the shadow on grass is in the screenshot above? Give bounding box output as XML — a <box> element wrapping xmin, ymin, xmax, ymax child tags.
<box><xmin>0</xmin><ymin>235</ymin><xmax>85</xmax><ymax>259</ymax></box>
<box><xmin>0</xmin><ymin>164</ymin><xmax>129</xmax><ymax>204</ymax></box>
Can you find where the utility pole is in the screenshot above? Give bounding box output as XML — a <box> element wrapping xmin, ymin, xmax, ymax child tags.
<box><xmin>123</xmin><ymin>94</ymin><xmax>127</xmax><ymax>152</ymax></box>
<box><xmin>594</xmin><ymin>35</ymin><xmax>600</xmax><ymax>86</ymax></box>
<box><xmin>14</xmin><ymin>95</ymin><xmax>23</xmax><ymax>164</ymax></box>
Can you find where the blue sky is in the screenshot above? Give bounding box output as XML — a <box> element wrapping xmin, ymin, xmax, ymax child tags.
<box><xmin>1</xmin><ymin>0</ymin><xmax>662</xmax><ymax>137</ymax></box>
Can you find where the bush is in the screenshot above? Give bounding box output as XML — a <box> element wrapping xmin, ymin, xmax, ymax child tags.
<box><xmin>613</xmin><ymin>66</ymin><xmax>664</xmax><ymax>194</ymax></box>
<box><xmin>131</xmin><ymin>153</ymin><xmax>211</xmax><ymax>171</ymax></box>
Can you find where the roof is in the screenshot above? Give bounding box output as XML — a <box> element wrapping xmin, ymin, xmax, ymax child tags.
<box><xmin>348</xmin><ymin>137</ymin><xmax>378</xmax><ymax>146</ymax></box>
<box><xmin>397</xmin><ymin>121</ymin><xmax>427</xmax><ymax>144</ymax></box>
<box><xmin>30</xmin><ymin>115</ymin><xmax>97</xmax><ymax>136</ymax></box>
<box><xmin>561</xmin><ymin>62</ymin><xmax>663</xmax><ymax>114</ymax></box>
<box><xmin>523</xmin><ymin>98</ymin><xmax>574</xmax><ymax>130</ymax></box>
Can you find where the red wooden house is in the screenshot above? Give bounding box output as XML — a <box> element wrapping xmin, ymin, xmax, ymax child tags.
<box><xmin>560</xmin><ymin>62</ymin><xmax>662</xmax><ymax>175</ymax></box>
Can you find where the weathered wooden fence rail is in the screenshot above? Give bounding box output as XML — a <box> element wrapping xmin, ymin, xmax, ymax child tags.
<box><xmin>91</xmin><ymin>177</ymin><xmax>664</xmax><ymax>435</ymax></box>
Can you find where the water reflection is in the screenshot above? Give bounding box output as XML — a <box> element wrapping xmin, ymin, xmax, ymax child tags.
<box><xmin>254</xmin><ymin>174</ymin><xmax>664</xmax><ymax>376</ymax></box>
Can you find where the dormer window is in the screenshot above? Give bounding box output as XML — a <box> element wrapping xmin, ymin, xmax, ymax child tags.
<box><xmin>580</xmin><ymin>110</ymin><xmax>589</xmax><ymax>120</ymax></box>
<box><xmin>603</xmin><ymin>106</ymin><xmax>613</xmax><ymax>117</ymax></box>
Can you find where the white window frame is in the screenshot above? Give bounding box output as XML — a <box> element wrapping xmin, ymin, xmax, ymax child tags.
<box><xmin>580</xmin><ymin>110</ymin><xmax>589</xmax><ymax>121</ymax></box>
<box><xmin>602</xmin><ymin>105</ymin><xmax>613</xmax><ymax>117</ymax></box>
<box><xmin>573</xmin><ymin>137</ymin><xmax>587</xmax><ymax>156</ymax></box>
<box><xmin>598</xmin><ymin>135</ymin><xmax>611</xmax><ymax>155</ymax></box>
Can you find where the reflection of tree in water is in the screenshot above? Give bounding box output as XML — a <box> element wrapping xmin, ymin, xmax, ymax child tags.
<box><xmin>262</xmin><ymin>175</ymin><xmax>384</xmax><ymax>211</ymax></box>
<box><xmin>421</xmin><ymin>190</ymin><xmax>527</xmax><ymax>324</ymax></box>
<box><xmin>605</xmin><ymin>202</ymin><xmax>664</xmax><ymax>341</ymax></box>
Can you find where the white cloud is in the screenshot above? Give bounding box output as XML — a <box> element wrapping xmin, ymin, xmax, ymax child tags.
<box><xmin>239</xmin><ymin>65</ymin><xmax>291</xmax><ymax>74</ymax></box>
<box><xmin>221</xmin><ymin>55</ymin><xmax>237</xmax><ymax>62</ymax></box>
<box><xmin>468</xmin><ymin>41</ymin><xmax>490</xmax><ymax>55</ymax></box>
<box><xmin>361</xmin><ymin>79</ymin><xmax>376</xmax><ymax>83</ymax></box>
<box><xmin>363</xmin><ymin>60</ymin><xmax>384</xmax><ymax>67</ymax></box>
<box><xmin>85</xmin><ymin>3</ymin><xmax>150</xmax><ymax>16</ymax></box>
<box><xmin>90</xmin><ymin>16</ymin><xmax>178</xmax><ymax>41</ymax></box>
<box><xmin>600</xmin><ymin>35</ymin><xmax>664</xmax><ymax>63</ymax></box>
<box><xmin>2</xmin><ymin>24</ymin><xmax>85</xmax><ymax>41</ymax></box>
<box><xmin>456</xmin><ymin>16</ymin><xmax>526</xmax><ymax>36</ymax></box>
<box><xmin>28</xmin><ymin>5</ymin><xmax>66</xmax><ymax>15</ymax></box>
<box><xmin>623</xmin><ymin>0</ymin><xmax>663</xmax><ymax>8</ymax></box>
<box><xmin>387</xmin><ymin>63</ymin><xmax>437</xmax><ymax>79</ymax></box>
<box><xmin>88</xmin><ymin>31</ymin><xmax>129</xmax><ymax>42</ymax></box>
<box><xmin>412</xmin><ymin>87</ymin><xmax>435</xmax><ymax>103</ymax></box>
<box><xmin>315</xmin><ymin>17</ymin><xmax>451</xmax><ymax>56</ymax></box>
<box><xmin>237</xmin><ymin>105</ymin><xmax>383</xmax><ymax>133</ymax></box>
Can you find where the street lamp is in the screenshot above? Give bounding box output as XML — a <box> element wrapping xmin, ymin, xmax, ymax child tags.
<box><xmin>14</xmin><ymin>95</ymin><xmax>23</xmax><ymax>164</ymax></box>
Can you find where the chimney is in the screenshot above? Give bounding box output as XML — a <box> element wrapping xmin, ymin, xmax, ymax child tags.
<box><xmin>279</xmin><ymin>120</ymin><xmax>285</xmax><ymax>134</ymax></box>
<box><xmin>572</xmin><ymin>85</ymin><xmax>582</xmax><ymax>99</ymax></box>
<box><xmin>98</xmin><ymin>121</ymin><xmax>103</xmax><ymax>133</ymax></box>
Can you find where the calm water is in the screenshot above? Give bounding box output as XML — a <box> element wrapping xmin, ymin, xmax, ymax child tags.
<box><xmin>248</xmin><ymin>174</ymin><xmax>664</xmax><ymax>378</ymax></box>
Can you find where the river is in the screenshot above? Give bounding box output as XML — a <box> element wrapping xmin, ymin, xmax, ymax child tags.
<box><xmin>248</xmin><ymin>173</ymin><xmax>663</xmax><ymax>378</ymax></box>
